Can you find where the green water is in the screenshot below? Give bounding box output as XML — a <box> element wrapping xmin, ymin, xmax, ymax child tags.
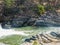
<box><xmin>15</xmin><ymin>26</ymin><xmax>60</xmax><ymax>31</ymax></box>
<box><xmin>14</xmin><ymin>26</ymin><xmax>60</xmax><ymax>36</ymax></box>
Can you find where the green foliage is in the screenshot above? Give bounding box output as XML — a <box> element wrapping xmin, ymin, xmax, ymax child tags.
<box><xmin>37</xmin><ymin>4</ymin><xmax>45</xmax><ymax>15</ymax></box>
<box><xmin>4</xmin><ymin>0</ymin><xmax>14</xmax><ymax>8</ymax></box>
<box><xmin>32</xmin><ymin>4</ymin><xmax>45</xmax><ymax>15</ymax></box>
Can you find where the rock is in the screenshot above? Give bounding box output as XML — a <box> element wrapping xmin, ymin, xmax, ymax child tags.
<box><xmin>50</xmin><ymin>32</ymin><xmax>60</xmax><ymax>39</ymax></box>
<box><xmin>0</xmin><ymin>16</ymin><xmax>4</xmax><ymax>23</ymax></box>
<box><xmin>26</xmin><ymin>18</ymin><xmax>37</xmax><ymax>26</ymax></box>
<box><xmin>11</xmin><ymin>16</ymin><xmax>29</xmax><ymax>27</ymax></box>
<box><xmin>50</xmin><ymin>32</ymin><xmax>58</xmax><ymax>37</ymax></box>
<box><xmin>25</xmin><ymin>39</ymin><xmax>31</xmax><ymax>42</ymax></box>
<box><xmin>34</xmin><ymin>19</ymin><xmax>60</xmax><ymax>27</ymax></box>
<box><xmin>34</xmin><ymin>11</ymin><xmax>60</xmax><ymax>27</ymax></box>
<box><xmin>32</xmin><ymin>36</ymin><xmax>36</xmax><ymax>38</ymax></box>
<box><xmin>1</xmin><ymin>21</ymin><xmax>11</xmax><ymax>29</ymax></box>
<box><xmin>4</xmin><ymin>7</ymin><xmax>19</xmax><ymax>16</ymax></box>
<box><xmin>24</xmin><ymin>31</ymin><xmax>60</xmax><ymax>45</ymax></box>
<box><xmin>30</xmin><ymin>38</ymin><xmax>36</xmax><ymax>40</ymax></box>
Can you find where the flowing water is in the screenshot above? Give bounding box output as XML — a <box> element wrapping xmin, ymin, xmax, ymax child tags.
<box><xmin>0</xmin><ymin>23</ymin><xmax>60</xmax><ymax>37</ymax></box>
<box><xmin>0</xmin><ymin>24</ymin><xmax>29</xmax><ymax>38</ymax></box>
<box><xmin>0</xmin><ymin>24</ymin><xmax>60</xmax><ymax>45</ymax></box>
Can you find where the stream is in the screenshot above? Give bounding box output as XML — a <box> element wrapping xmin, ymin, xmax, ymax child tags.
<box><xmin>0</xmin><ymin>24</ymin><xmax>29</xmax><ymax>38</ymax></box>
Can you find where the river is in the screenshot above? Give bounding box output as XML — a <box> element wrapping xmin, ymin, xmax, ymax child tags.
<box><xmin>0</xmin><ymin>24</ymin><xmax>60</xmax><ymax>37</ymax></box>
<box><xmin>0</xmin><ymin>24</ymin><xmax>30</xmax><ymax>38</ymax></box>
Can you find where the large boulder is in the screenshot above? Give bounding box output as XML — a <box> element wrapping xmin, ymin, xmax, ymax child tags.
<box><xmin>11</xmin><ymin>16</ymin><xmax>30</xmax><ymax>27</ymax></box>
<box><xmin>49</xmin><ymin>32</ymin><xmax>60</xmax><ymax>39</ymax></box>
<box><xmin>34</xmin><ymin>11</ymin><xmax>60</xmax><ymax>27</ymax></box>
<box><xmin>1</xmin><ymin>16</ymin><xmax>30</xmax><ymax>28</ymax></box>
<box><xmin>25</xmin><ymin>18</ymin><xmax>37</xmax><ymax>26</ymax></box>
<box><xmin>1</xmin><ymin>21</ymin><xmax>11</xmax><ymax>29</ymax></box>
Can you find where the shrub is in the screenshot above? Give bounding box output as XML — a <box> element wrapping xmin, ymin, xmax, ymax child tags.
<box><xmin>4</xmin><ymin>0</ymin><xmax>14</xmax><ymax>8</ymax></box>
<box><xmin>37</xmin><ymin>4</ymin><xmax>45</xmax><ymax>15</ymax></box>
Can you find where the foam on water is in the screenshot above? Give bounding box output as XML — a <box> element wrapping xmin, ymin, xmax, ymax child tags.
<box><xmin>0</xmin><ymin>24</ymin><xmax>60</xmax><ymax>38</ymax></box>
<box><xmin>0</xmin><ymin>24</ymin><xmax>29</xmax><ymax>38</ymax></box>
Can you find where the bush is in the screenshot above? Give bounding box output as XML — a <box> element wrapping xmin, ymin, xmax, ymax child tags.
<box><xmin>37</xmin><ymin>4</ymin><xmax>45</xmax><ymax>15</ymax></box>
<box><xmin>4</xmin><ymin>0</ymin><xmax>14</xmax><ymax>8</ymax></box>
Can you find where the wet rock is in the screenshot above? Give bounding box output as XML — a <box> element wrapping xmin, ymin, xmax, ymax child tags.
<box><xmin>25</xmin><ymin>39</ymin><xmax>31</xmax><ymax>42</ymax></box>
<box><xmin>30</xmin><ymin>38</ymin><xmax>36</xmax><ymax>40</ymax></box>
<box><xmin>11</xmin><ymin>16</ymin><xmax>29</xmax><ymax>27</ymax></box>
<box><xmin>1</xmin><ymin>21</ymin><xmax>11</xmax><ymax>29</ymax></box>
<box><xmin>34</xmin><ymin>20</ymin><xmax>60</xmax><ymax>27</ymax></box>
<box><xmin>50</xmin><ymin>32</ymin><xmax>58</xmax><ymax>37</ymax></box>
<box><xmin>26</xmin><ymin>18</ymin><xmax>37</xmax><ymax>26</ymax></box>
<box><xmin>50</xmin><ymin>32</ymin><xmax>60</xmax><ymax>39</ymax></box>
<box><xmin>34</xmin><ymin>20</ymin><xmax>48</xmax><ymax>27</ymax></box>
<box><xmin>32</xmin><ymin>36</ymin><xmax>36</xmax><ymax>38</ymax></box>
<box><xmin>34</xmin><ymin>11</ymin><xmax>60</xmax><ymax>27</ymax></box>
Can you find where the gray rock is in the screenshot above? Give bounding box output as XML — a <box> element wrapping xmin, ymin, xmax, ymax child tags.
<box><xmin>11</xmin><ymin>16</ymin><xmax>29</xmax><ymax>27</ymax></box>
<box><xmin>34</xmin><ymin>11</ymin><xmax>60</xmax><ymax>27</ymax></box>
<box><xmin>50</xmin><ymin>32</ymin><xmax>60</xmax><ymax>39</ymax></box>
<box><xmin>1</xmin><ymin>21</ymin><xmax>11</xmax><ymax>29</ymax></box>
<box><xmin>26</xmin><ymin>18</ymin><xmax>36</xmax><ymax>26</ymax></box>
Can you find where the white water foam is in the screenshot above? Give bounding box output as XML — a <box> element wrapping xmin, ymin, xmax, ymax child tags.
<box><xmin>0</xmin><ymin>24</ymin><xmax>29</xmax><ymax>38</ymax></box>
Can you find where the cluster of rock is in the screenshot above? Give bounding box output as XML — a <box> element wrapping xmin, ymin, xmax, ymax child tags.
<box><xmin>1</xmin><ymin>10</ymin><xmax>60</xmax><ymax>28</ymax></box>
<box><xmin>35</xmin><ymin>11</ymin><xmax>60</xmax><ymax>27</ymax></box>
<box><xmin>22</xmin><ymin>31</ymin><xmax>60</xmax><ymax>45</ymax></box>
<box><xmin>0</xmin><ymin>0</ymin><xmax>60</xmax><ymax>28</ymax></box>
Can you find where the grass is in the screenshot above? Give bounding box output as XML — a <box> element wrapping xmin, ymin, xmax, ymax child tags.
<box><xmin>0</xmin><ymin>35</ymin><xmax>27</xmax><ymax>45</ymax></box>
